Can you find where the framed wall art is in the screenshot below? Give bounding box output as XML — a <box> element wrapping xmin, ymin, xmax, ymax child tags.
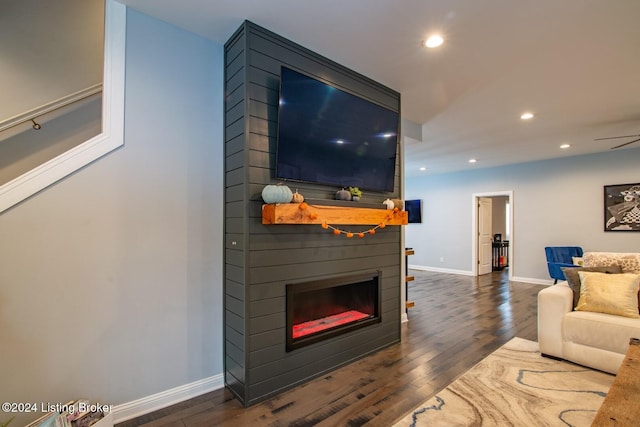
<box><xmin>604</xmin><ymin>183</ymin><xmax>640</xmax><ymax>232</ymax></box>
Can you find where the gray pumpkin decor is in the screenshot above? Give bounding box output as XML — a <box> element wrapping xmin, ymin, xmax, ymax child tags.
<box><xmin>262</xmin><ymin>183</ymin><xmax>293</xmax><ymax>204</ymax></box>
<box><xmin>336</xmin><ymin>188</ymin><xmax>352</xmax><ymax>201</ymax></box>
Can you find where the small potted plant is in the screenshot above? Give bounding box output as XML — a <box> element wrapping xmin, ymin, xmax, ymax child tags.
<box><xmin>349</xmin><ymin>187</ymin><xmax>362</xmax><ymax>201</ymax></box>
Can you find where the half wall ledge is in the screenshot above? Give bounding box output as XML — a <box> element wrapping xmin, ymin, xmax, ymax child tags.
<box><xmin>262</xmin><ymin>203</ymin><xmax>408</xmax><ymax>225</ymax></box>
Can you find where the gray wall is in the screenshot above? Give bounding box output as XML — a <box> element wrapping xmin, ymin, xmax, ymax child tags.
<box><xmin>0</xmin><ymin>98</ymin><xmax>102</xmax><ymax>186</ymax></box>
<box><xmin>0</xmin><ymin>0</ymin><xmax>104</xmax><ymax>120</ymax></box>
<box><xmin>0</xmin><ymin>9</ymin><xmax>223</xmax><ymax>425</ymax></box>
<box><xmin>405</xmin><ymin>147</ymin><xmax>640</xmax><ymax>283</ymax></box>
<box><xmin>0</xmin><ymin>0</ymin><xmax>104</xmax><ymax>186</ymax></box>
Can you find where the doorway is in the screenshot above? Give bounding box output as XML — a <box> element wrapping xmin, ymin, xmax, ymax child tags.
<box><xmin>472</xmin><ymin>191</ymin><xmax>513</xmax><ymax>279</ymax></box>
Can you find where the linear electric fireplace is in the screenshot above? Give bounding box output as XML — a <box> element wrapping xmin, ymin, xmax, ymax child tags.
<box><xmin>286</xmin><ymin>271</ymin><xmax>381</xmax><ymax>351</ymax></box>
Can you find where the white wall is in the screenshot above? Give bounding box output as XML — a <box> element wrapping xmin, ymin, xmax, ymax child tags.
<box><xmin>405</xmin><ymin>147</ymin><xmax>640</xmax><ymax>283</ymax></box>
<box><xmin>0</xmin><ymin>8</ymin><xmax>224</xmax><ymax>425</ymax></box>
<box><xmin>491</xmin><ymin>196</ymin><xmax>508</xmax><ymax>240</ymax></box>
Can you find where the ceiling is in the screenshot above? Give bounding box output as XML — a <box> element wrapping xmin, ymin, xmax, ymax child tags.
<box><xmin>120</xmin><ymin>0</ymin><xmax>640</xmax><ymax>176</ymax></box>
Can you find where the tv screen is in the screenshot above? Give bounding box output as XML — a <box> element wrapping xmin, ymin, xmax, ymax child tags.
<box><xmin>405</xmin><ymin>199</ymin><xmax>422</xmax><ymax>223</ymax></box>
<box><xmin>276</xmin><ymin>67</ymin><xmax>399</xmax><ymax>193</ymax></box>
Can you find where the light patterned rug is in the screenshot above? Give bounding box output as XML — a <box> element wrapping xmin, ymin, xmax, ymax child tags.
<box><xmin>393</xmin><ymin>338</ymin><xmax>614</xmax><ymax>427</ymax></box>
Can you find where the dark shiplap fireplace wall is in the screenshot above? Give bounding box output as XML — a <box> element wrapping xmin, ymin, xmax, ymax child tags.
<box><xmin>224</xmin><ymin>21</ymin><xmax>403</xmax><ymax>406</ymax></box>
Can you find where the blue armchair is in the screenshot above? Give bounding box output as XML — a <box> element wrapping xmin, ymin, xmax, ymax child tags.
<box><xmin>545</xmin><ymin>246</ymin><xmax>584</xmax><ymax>284</ymax></box>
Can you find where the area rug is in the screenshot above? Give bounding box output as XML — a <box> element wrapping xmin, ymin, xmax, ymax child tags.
<box><xmin>393</xmin><ymin>338</ymin><xmax>614</xmax><ymax>427</ymax></box>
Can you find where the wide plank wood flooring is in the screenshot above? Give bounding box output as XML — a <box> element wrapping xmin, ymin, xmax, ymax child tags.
<box><xmin>116</xmin><ymin>269</ymin><xmax>545</xmax><ymax>427</ymax></box>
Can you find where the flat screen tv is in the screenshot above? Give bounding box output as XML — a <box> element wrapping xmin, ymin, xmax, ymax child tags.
<box><xmin>276</xmin><ymin>66</ymin><xmax>399</xmax><ymax>193</ymax></box>
<box><xmin>405</xmin><ymin>199</ymin><xmax>422</xmax><ymax>223</ymax></box>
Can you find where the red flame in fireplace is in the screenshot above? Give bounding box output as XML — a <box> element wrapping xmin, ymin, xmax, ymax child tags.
<box><xmin>292</xmin><ymin>310</ymin><xmax>370</xmax><ymax>339</ymax></box>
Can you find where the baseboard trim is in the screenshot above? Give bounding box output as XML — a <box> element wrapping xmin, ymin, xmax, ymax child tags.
<box><xmin>408</xmin><ymin>264</ymin><xmax>474</xmax><ymax>276</ymax></box>
<box><xmin>511</xmin><ymin>276</ymin><xmax>554</xmax><ymax>286</ymax></box>
<box><xmin>112</xmin><ymin>374</ymin><xmax>224</xmax><ymax>423</ymax></box>
<box><xmin>408</xmin><ymin>265</ymin><xmax>553</xmax><ymax>286</ymax></box>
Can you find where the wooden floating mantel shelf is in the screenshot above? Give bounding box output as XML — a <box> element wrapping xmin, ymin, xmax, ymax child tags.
<box><xmin>262</xmin><ymin>203</ymin><xmax>408</xmax><ymax>225</ymax></box>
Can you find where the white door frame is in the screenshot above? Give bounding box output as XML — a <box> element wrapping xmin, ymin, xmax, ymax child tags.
<box><xmin>471</xmin><ymin>191</ymin><xmax>514</xmax><ymax>279</ymax></box>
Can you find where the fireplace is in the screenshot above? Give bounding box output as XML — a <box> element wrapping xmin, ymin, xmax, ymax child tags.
<box><xmin>286</xmin><ymin>271</ymin><xmax>381</xmax><ymax>351</ymax></box>
<box><xmin>223</xmin><ymin>21</ymin><xmax>402</xmax><ymax>406</ymax></box>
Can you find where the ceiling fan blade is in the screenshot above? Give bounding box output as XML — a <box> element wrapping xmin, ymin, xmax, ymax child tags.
<box><xmin>611</xmin><ymin>138</ymin><xmax>640</xmax><ymax>149</ymax></box>
<box><xmin>595</xmin><ymin>134</ymin><xmax>640</xmax><ymax>141</ymax></box>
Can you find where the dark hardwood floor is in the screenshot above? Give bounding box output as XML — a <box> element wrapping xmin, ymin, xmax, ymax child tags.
<box><xmin>116</xmin><ymin>269</ymin><xmax>544</xmax><ymax>427</ymax></box>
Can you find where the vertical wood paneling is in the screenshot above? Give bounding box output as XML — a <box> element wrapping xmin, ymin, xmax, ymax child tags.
<box><xmin>224</xmin><ymin>21</ymin><xmax>402</xmax><ymax>406</ymax></box>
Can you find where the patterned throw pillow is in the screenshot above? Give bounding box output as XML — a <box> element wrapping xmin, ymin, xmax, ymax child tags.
<box><xmin>561</xmin><ymin>266</ymin><xmax>623</xmax><ymax>309</ymax></box>
<box><xmin>582</xmin><ymin>252</ymin><xmax>640</xmax><ymax>273</ymax></box>
<box><xmin>575</xmin><ymin>272</ymin><xmax>640</xmax><ymax>318</ymax></box>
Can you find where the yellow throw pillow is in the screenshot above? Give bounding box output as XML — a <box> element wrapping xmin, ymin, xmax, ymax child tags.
<box><xmin>576</xmin><ymin>272</ymin><xmax>640</xmax><ymax>318</ymax></box>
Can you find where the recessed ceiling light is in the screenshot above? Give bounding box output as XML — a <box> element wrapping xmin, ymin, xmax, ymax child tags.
<box><xmin>423</xmin><ymin>34</ymin><xmax>444</xmax><ymax>48</ymax></box>
<box><xmin>560</xmin><ymin>143</ymin><xmax>571</xmax><ymax>149</ymax></box>
<box><xmin>469</xmin><ymin>158</ymin><xmax>477</xmax><ymax>164</ymax></box>
<box><xmin>520</xmin><ymin>112</ymin><xmax>535</xmax><ymax>120</ymax></box>
<box><xmin>419</xmin><ymin>167</ymin><xmax>427</xmax><ymax>171</ymax></box>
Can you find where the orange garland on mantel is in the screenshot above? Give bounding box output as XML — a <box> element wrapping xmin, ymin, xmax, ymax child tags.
<box><xmin>262</xmin><ymin>202</ymin><xmax>408</xmax><ymax>238</ymax></box>
<box><xmin>304</xmin><ymin>202</ymin><xmax>394</xmax><ymax>237</ymax></box>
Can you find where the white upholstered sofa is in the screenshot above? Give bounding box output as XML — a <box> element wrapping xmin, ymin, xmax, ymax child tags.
<box><xmin>538</xmin><ymin>252</ymin><xmax>640</xmax><ymax>374</ymax></box>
